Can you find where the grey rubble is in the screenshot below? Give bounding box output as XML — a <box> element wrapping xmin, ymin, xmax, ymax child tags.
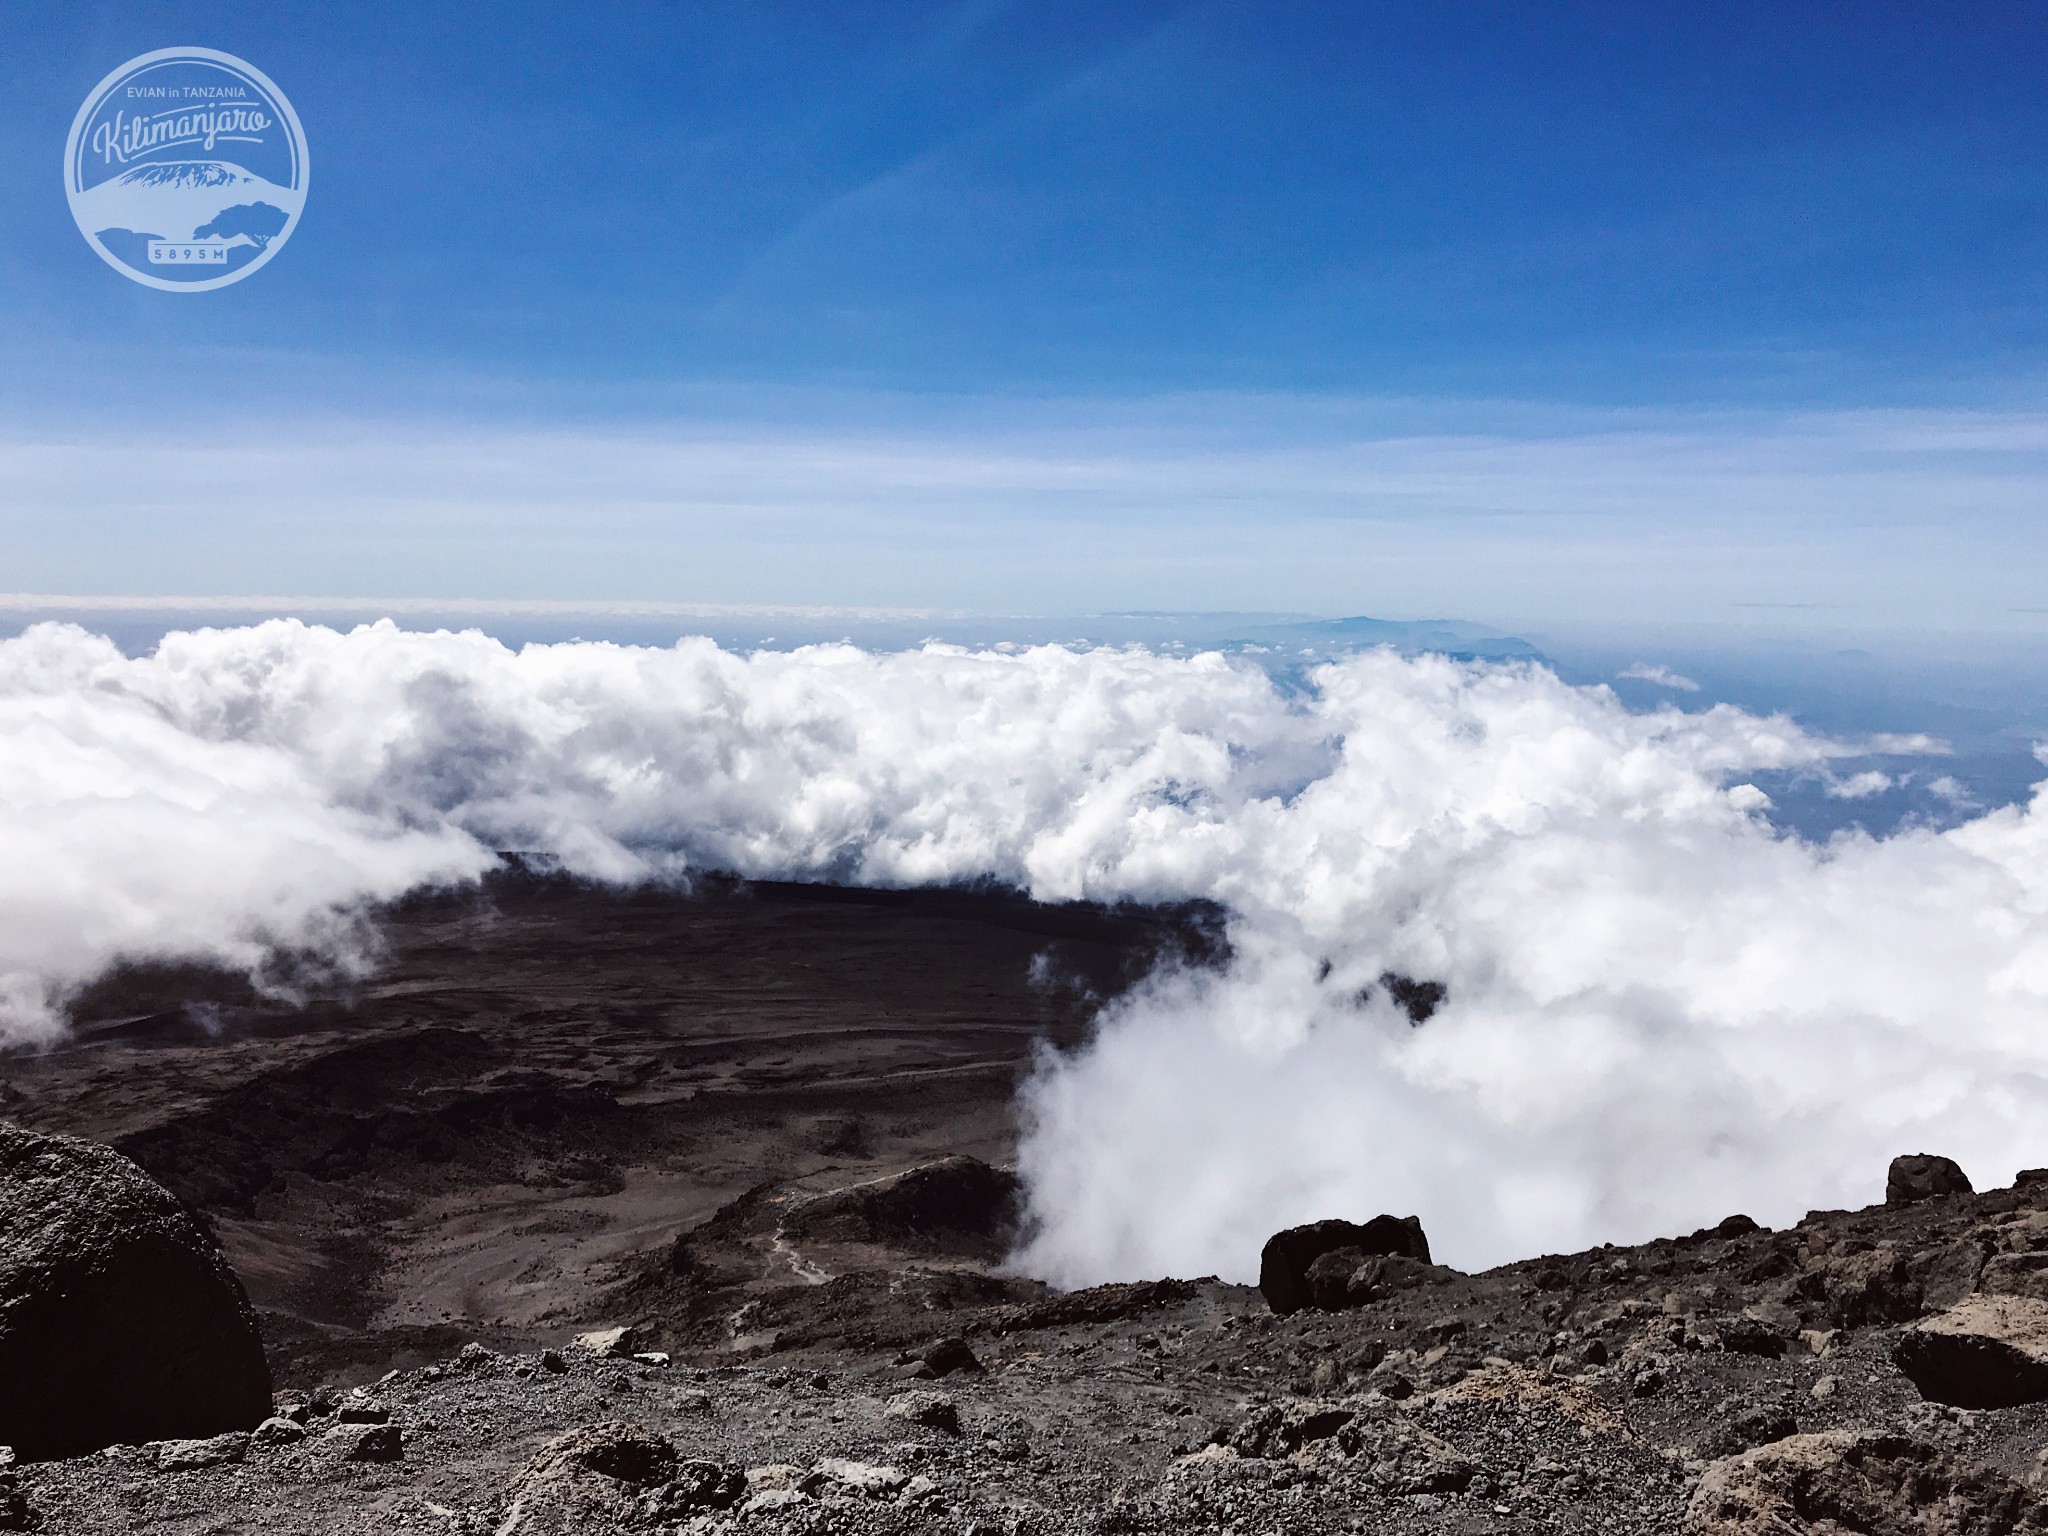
<box><xmin>21</xmin><ymin>1171</ymin><xmax>2048</xmax><ymax>1533</ymax></box>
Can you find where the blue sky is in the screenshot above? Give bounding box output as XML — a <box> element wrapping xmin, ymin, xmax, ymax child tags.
<box><xmin>2</xmin><ymin>2</ymin><xmax>2046</xmax><ymax>624</ymax></box>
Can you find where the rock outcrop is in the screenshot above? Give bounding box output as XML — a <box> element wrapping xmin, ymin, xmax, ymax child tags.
<box><xmin>1687</xmin><ymin>1430</ymin><xmax>2048</xmax><ymax>1534</ymax></box>
<box><xmin>1893</xmin><ymin>1294</ymin><xmax>2048</xmax><ymax>1408</ymax></box>
<box><xmin>1258</xmin><ymin>1215</ymin><xmax>1434</xmax><ymax>1315</ymax></box>
<box><xmin>780</xmin><ymin>1157</ymin><xmax>1021</xmax><ymax>1259</ymax></box>
<box><xmin>1888</xmin><ymin>1153</ymin><xmax>1974</xmax><ymax>1205</ymax></box>
<box><xmin>0</xmin><ymin>1122</ymin><xmax>270</xmax><ymax>1459</ymax></box>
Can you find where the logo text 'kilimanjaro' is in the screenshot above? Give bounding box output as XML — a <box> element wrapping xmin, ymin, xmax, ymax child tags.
<box><xmin>91</xmin><ymin>105</ymin><xmax>274</xmax><ymax>165</ymax></box>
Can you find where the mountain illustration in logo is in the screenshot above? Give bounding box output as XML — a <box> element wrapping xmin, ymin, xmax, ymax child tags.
<box><xmin>73</xmin><ymin>160</ymin><xmax>303</xmax><ymax>248</ymax></box>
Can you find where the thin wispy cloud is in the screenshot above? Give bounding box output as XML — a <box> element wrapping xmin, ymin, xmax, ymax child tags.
<box><xmin>5</xmin><ymin>401</ymin><xmax>2048</xmax><ymax>628</ymax></box>
<box><xmin>1619</xmin><ymin>662</ymin><xmax>1701</xmax><ymax>690</ymax></box>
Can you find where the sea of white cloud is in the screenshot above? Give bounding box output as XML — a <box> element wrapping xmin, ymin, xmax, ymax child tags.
<box><xmin>4</xmin><ymin>618</ymin><xmax>2047</xmax><ymax>1279</ymax></box>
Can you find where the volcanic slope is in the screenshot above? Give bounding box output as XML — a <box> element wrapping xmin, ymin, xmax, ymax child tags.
<box><xmin>0</xmin><ymin>871</ymin><xmax>1223</xmax><ymax>1383</ymax></box>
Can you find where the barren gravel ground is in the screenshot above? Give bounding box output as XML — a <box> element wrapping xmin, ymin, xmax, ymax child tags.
<box><xmin>7</xmin><ymin>873</ymin><xmax>2048</xmax><ymax>1531</ymax></box>
<box><xmin>19</xmin><ymin>1207</ymin><xmax>2048</xmax><ymax>1534</ymax></box>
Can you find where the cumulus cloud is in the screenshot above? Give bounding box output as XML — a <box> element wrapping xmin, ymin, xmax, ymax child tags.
<box><xmin>1928</xmin><ymin>774</ymin><xmax>1981</xmax><ymax>809</ymax></box>
<box><xmin>0</xmin><ymin>628</ymin><xmax>494</xmax><ymax>1041</ymax></box>
<box><xmin>5</xmin><ymin>620</ymin><xmax>2046</xmax><ymax>1286</ymax></box>
<box><xmin>1011</xmin><ymin>701</ymin><xmax>2048</xmax><ymax>1280</ymax></box>
<box><xmin>0</xmin><ymin>619</ymin><xmax>1325</xmax><ymax>1039</ymax></box>
<box><xmin>1618</xmin><ymin>662</ymin><xmax>1701</xmax><ymax>691</ymax></box>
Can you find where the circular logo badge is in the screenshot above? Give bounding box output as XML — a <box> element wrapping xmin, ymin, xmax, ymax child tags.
<box><xmin>64</xmin><ymin>48</ymin><xmax>309</xmax><ymax>292</ymax></box>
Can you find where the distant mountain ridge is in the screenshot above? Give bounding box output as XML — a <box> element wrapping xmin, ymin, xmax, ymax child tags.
<box><xmin>1234</xmin><ymin>614</ymin><xmax>1542</xmax><ymax>661</ymax></box>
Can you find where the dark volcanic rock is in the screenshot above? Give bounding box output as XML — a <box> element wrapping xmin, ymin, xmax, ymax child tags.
<box><xmin>1688</xmin><ymin>1430</ymin><xmax>2048</xmax><ymax>1534</ymax></box>
<box><xmin>1689</xmin><ymin>1213</ymin><xmax>1763</xmax><ymax>1241</ymax></box>
<box><xmin>1893</xmin><ymin>1295</ymin><xmax>2048</xmax><ymax>1408</ymax></box>
<box><xmin>1377</xmin><ymin>972</ymin><xmax>1447</xmax><ymax>1025</ymax></box>
<box><xmin>781</xmin><ymin>1156</ymin><xmax>1021</xmax><ymax>1258</ymax></box>
<box><xmin>1817</xmin><ymin>1241</ymin><xmax>1927</xmax><ymax>1328</ymax></box>
<box><xmin>1339</xmin><ymin>1251</ymin><xmax>1441</xmax><ymax>1306</ymax></box>
<box><xmin>910</xmin><ymin>1336</ymin><xmax>982</xmax><ymax>1376</ymax></box>
<box><xmin>1887</xmin><ymin>1153</ymin><xmax>1974</xmax><ymax>1205</ymax></box>
<box><xmin>0</xmin><ymin>1122</ymin><xmax>270</xmax><ymax>1458</ymax></box>
<box><xmin>1259</xmin><ymin>1215</ymin><xmax>1432</xmax><ymax>1315</ymax></box>
<box><xmin>1716</xmin><ymin>1313</ymin><xmax>1789</xmax><ymax>1358</ymax></box>
<box><xmin>1299</xmin><ymin>1246</ymin><xmax>1442</xmax><ymax>1309</ymax></box>
<box><xmin>1304</xmin><ymin>1246</ymin><xmax>1371</xmax><ymax>1310</ymax></box>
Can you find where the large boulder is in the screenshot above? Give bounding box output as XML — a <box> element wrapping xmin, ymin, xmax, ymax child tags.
<box><xmin>1687</xmin><ymin>1430</ymin><xmax>2048</xmax><ymax>1534</ymax></box>
<box><xmin>0</xmin><ymin>1122</ymin><xmax>270</xmax><ymax>1458</ymax></box>
<box><xmin>1892</xmin><ymin>1294</ymin><xmax>2048</xmax><ymax>1408</ymax></box>
<box><xmin>1887</xmin><ymin>1154</ymin><xmax>1973</xmax><ymax>1205</ymax></box>
<box><xmin>1258</xmin><ymin>1215</ymin><xmax>1431</xmax><ymax>1316</ymax></box>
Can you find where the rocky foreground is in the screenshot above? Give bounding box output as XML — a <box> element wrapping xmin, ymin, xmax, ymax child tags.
<box><xmin>7</xmin><ymin>879</ymin><xmax>2048</xmax><ymax>1532</ymax></box>
<box><xmin>12</xmin><ymin>1140</ymin><xmax>2048</xmax><ymax>1533</ymax></box>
